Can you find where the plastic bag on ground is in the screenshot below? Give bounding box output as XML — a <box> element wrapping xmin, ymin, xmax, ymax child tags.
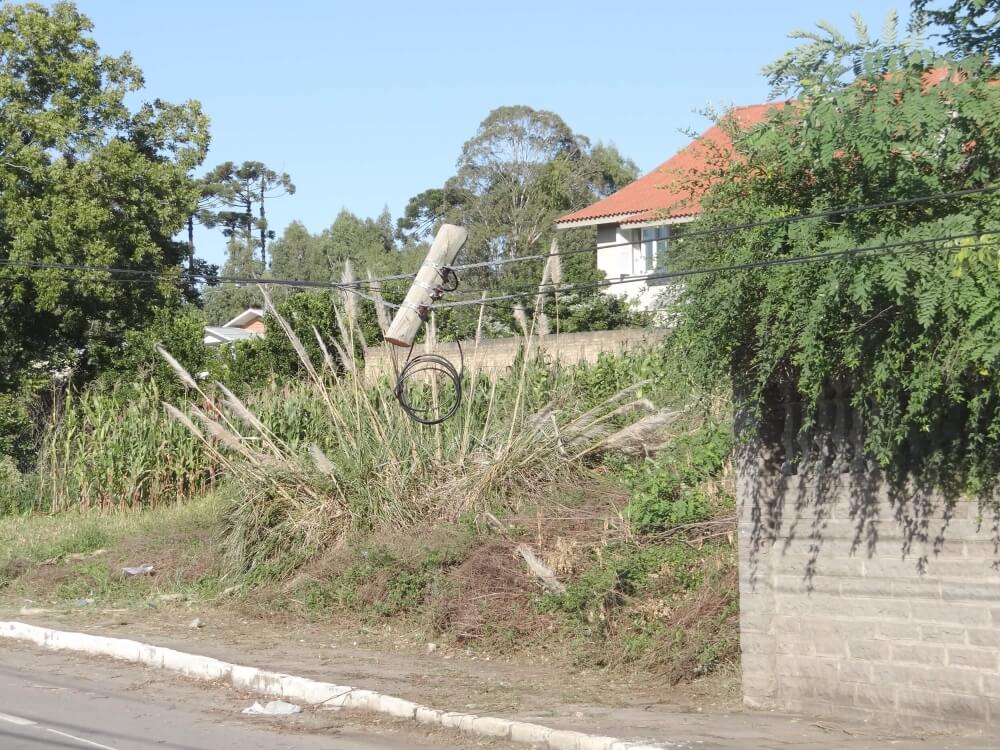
<box><xmin>242</xmin><ymin>701</ymin><xmax>301</xmax><ymax>716</ymax></box>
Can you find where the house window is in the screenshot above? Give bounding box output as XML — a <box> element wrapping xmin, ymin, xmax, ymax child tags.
<box><xmin>639</xmin><ymin>226</ymin><xmax>669</xmax><ymax>273</ymax></box>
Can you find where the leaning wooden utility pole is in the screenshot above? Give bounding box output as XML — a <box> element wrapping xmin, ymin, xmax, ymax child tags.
<box><xmin>384</xmin><ymin>224</ymin><xmax>468</xmax><ymax>347</ymax></box>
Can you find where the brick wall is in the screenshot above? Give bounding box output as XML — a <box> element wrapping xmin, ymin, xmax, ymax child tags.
<box><xmin>243</xmin><ymin>319</ymin><xmax>266</xmax><ymax>335</ymax></box>
<box><xmin>363</xmin><ymin>328</ymin><xmax>668</xmax><ymax>379</ymax></box>
<box><xmin>737</xmin><ymin>386</ymin><xmax>1000</xmax><ymax>733</ymax></box>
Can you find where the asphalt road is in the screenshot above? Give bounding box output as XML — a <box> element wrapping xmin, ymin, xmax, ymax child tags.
<box><xmin>0</xmin><ymin>643</ymin><xmax>503</xmax><ymax>750</ymax></box>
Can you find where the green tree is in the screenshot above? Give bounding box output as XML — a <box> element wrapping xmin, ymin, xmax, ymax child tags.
<box><xmin>398</xmin><ymin>106</ymin><xmax>640</xmax><ymax>334</ymax></box>
<box><xmin>200</xmin><ymin>160</ymin><xmax>295</xmax><ymax>268</ymax></box>
<box><xmin>0</xmin><ymin>1</ymin><xmax>210</xmax><ymax>395</ymax></box>
<box><xmin>672</xmin><ymin>15</ymin><xmax>1000</xmax><ymax>491</ymax></box>
<box><xmin>102</xmin><ymin>305</ymin><xmax>212</xmax><ymax>397</ymax></box>
<box><xmin>400</xmin><ymin>105</ymin><xmax>638</xmax><ymax>277</ymax></box>
<box><xmin>184</xmin><ymin>175</ymin><xmax>226</xmax><ymax>273</ymax></box>
<box><xmin>315</xmin><ymin>210</ymin><xmax>388</xmax><ymax>271</ymax></box>
<box><xmin>218</xmin><ymin>291</ymin><xmax>354</xmax><ymax>391</ymax></box>
<box><xmin>914</xmin><ymin>0</ymin><xmax>1000</xmax><ymax>58</ymax></box>
<box><xmin>202</xmin><ymin>238</ymin><xmax>265</xmax><ymax>324</ymax></box>
<box><xmin>272</xmin><ymin>210</ymin><xmax>422</xmax><ymax>283</ymax></box>
<box><xmin>270</xmin><ymin>221</ymin><xmax>316</xmax><ymax>280</ymax></box>
<box><xmin>762</xmin><ymin>10</ymin><xmax>929</xmax><ymax>97</ymax></box>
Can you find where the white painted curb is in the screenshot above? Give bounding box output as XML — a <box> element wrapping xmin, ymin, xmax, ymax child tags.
<box><xmin>0</xmin><ymin>621</ymin><xmax>666</xmax><ymax>750</ymax></box>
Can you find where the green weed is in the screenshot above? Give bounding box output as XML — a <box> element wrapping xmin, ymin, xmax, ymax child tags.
<box><xmin>0</xmin><ymin>458</ymin><xmax>38</xmax><ymax>516</ymax></box>
<box><xmin>26</xmin><ymin>523</ymin><xmax>111</xmax><ymax>564</ymax></box>
<box><xmin>613</xmin><ymin>419</ymin><xmax>733</xmax><ymax>535</ymax></box>
<box><xmin>542</xmin><ymin>542</ymin><xmax>705</xmax><ymax>620</ymax></box>
<box><xmin>38</xmin><ymin>383</ymin><xmax>216</xmax><ymax>512</ymax></box>
<box><xmin>539</xmin><ymin>540</ymin><xmax>738</xmax><ymax>678</ymax></box>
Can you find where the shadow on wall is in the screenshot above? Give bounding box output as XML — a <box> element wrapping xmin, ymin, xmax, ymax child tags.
<box><xmin>738</xmin><ymin>381</ymin><xmax>1000</xmax><ymax>588</ymax></box>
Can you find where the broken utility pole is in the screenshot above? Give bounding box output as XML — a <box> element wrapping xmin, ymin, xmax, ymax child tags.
<box><xmin>384</xmin><ymin>224</ymin><xmax>468</xmax><ymax>347</ymax></box>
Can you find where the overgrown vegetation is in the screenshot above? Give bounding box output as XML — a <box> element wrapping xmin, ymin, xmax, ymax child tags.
<box><xmin>159</xmin><ymin>292</ymin><xmax>682</xmax><ymax>581</ymax></box>
<box><xmin>0</xmin><ymin>457</ymin><xmax>37</xmax><ymax>516</ymax></box>
<box><xmin>37</xmin><ymin>384</ymin><xmax>217</xmax><ymax>513</ymax></box>
<box><xmin>673</xmin><ymin>13</ymin><xmax>1000</xmax><ymax>496</ymax></box>
<box><xmin>1</xmin><ymin>407</ymin><xmax>738</xmax><ymax>683</ymax></box>
<box><xmin>540</xmin><ymin>540</ymin><xmax>737</xmax><ymax>680</ymax></box>
<box><xmin>0</xmin><ymin>303</ymin><xmax>738</xmax><ymax>683</ymax></box>
<box><xmin>615</xmin><ymin>420</ymin><xmax>732</xmax><ymax>535</ymax></box>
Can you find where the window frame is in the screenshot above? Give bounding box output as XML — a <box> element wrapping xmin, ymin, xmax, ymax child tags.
<box><xmin>635</xmin><ymin>224</ymin><xmax>670</xmax><ymax>274</ymax></box>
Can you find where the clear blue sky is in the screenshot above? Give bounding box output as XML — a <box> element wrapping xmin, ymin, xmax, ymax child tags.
<box><xmin>74</xmin><ymin>0</ymin><xmax>909</xmax><ymax>266</ymax></box>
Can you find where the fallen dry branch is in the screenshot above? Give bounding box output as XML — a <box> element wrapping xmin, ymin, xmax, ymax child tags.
<box><xmin>577</xmin><ymin>408</ymin><xmax>683</xmax><ymax>459</ymax></box>
<box><xmin>516</xmin><ymin>543</ymin><xmax>566</xmax><ymax>593</ymax></box>
<box><xmin>640</xmin><ymin>517</ymin><xmax>737</xmax><ymax>547</ymax></box>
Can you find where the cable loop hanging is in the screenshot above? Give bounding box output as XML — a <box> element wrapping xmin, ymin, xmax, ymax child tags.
<box><xmin>393</xmin><ymin>339</ymin><xmax>463</xmax><ymax>426</ymax></box>
<box><xmin>437</xmin><ymin>266</ymin><xmax>459</xmax><ymax>292</ymax></box>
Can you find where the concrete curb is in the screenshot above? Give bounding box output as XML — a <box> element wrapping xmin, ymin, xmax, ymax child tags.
<box><xmin>0</xmin><ymin>621</ymin><xmax>665</xmax><ymax>750</ymax></box>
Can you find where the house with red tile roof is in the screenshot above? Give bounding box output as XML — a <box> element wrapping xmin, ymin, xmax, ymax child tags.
<box><xmin>555</xmin><ymin>103</ymin><xmax>775</xmax><ymax>310</ymax></box>
<box><xmin>203</xmin><ymin>308</ymin><xmax>265</xmax><ymax>346</ymax></box>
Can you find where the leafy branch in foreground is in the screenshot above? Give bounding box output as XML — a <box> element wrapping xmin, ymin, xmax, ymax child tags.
<box><xmin>671</xmin><ymin>26</ymin><xmax>1000</xmax><ymax>495</ymax></box>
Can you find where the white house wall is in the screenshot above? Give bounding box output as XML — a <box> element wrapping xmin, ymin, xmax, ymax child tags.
<box><xmin>595</xmin><ymin>223</ymin><xmax>664</xmax><ymax>312</ymax></box>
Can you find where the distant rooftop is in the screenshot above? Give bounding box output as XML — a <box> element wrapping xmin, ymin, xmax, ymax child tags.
<box><xmin>203</xmin><ymin>326</ymin><xmax>261</xmax><ymax>346</ymax></box>
<box><xmin>556</xmin><ymin>103</ymin><xmax>777</xmax><ymax>228</ymax></box>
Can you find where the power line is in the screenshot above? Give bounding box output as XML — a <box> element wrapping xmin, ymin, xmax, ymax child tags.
<box><xmin>442</xmin><ymin>183</ymin><xmax>1000</xmax><ymax>274</ymax></box>
<box><xmin>2</xmin><ymin>184</ymin><xmax>996</xmax><ymax>295</ymax></box>
<box><xmin>431</xmin><ymin>230</ymin><xmax>1000</xmax><ymax>310</ymax></box>
<box><xmin>0</xmin><ymin>259</ymin><xmax>402</xmax><ymax>307</ymax></box>
<box><xmin>3</xmin><ymin>231</ymin><xmax>996</xmax><ymax>310</ymax></box>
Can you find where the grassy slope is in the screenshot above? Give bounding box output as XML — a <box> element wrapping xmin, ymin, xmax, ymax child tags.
<box><xmin>0</xmin><ymin>497</ymin><xmax>225</xmax><ymax>605</ymax></box>
<box><xmin>0</xmin><ymin>419</ymin><xmax>739</xmax><ymax>684</ymax></box>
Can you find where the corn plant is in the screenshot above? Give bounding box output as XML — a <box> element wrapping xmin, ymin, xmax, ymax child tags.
<box><xmin>39</xmin><ymin>383</ymin><xmax>217</xmax><ymax>512</ymax></box>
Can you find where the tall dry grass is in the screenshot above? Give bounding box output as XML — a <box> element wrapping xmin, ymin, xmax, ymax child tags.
<box><xmin>161</xmin><ymin>289</ymin><xmax>652</xmax><ymax>579</ymax></box>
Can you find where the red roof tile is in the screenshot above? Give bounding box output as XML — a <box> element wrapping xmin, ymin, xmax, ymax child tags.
<box><xmin>556</xmin><ymin>103</ymin><xmax>777</xmax><ymax>227</ymax></box>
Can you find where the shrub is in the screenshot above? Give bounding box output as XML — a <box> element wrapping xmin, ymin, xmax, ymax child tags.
<box><xmin>0</xmin><ymin>392</ymin><xmax>33</xmax><ymax>470</ymax></box>
<box><xmin>541</xmin><ymin>540</ymin><xmax>738</xmax><ymax>678</ymax></box>
<box><xmin>544</xmin><ymin>543</ymin><xmax>706</xmax><ymax>620</ymax></box>
<box><xmin>673</xmin><ymin>44</ymin><xmax>1000</xmax><ymax>495</ymax></box>
<box><xmin>100</xmin><ymin>306</ymin><xmax>211</xmax><ymax>398</ymax></box>
<box><xmin>617</xmin><ymin>420</ymin><xmax>732</xmax><ymax>535</ymax></box>
<box><xmin>0</xmin><ymin>456</ymin><xmax>37</xmax><ymax>515</ymax></box>
<box><xmin>627</xmin><ymin>477</ymin><xmax>709</xmax><ymax>535</ymax></box>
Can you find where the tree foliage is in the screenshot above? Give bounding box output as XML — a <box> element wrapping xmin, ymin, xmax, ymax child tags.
<box><xmin>914</xmin><ymin>0</ymin><xmax>1000</xmax><ymax>58</ymax></box>
<box><xmin>0</xmin><ymin>1</ymin><xmax>210</xmax><ymax>396</ymax></box>
<box><xmin>200</xmin><ymin>160</ymin><xmax>295</xmax><ymax>267</ymax></box>
<box><xmin>763</xmin><ymin>11</ymin><xmax>929</xmax><ymax>97</ymax></box>
<box><xmin>672</xmin><ymin>18</ymin><xmax>1000</xmax><ymax>493</ymax></box>
<box><xmin>399</xmin><ymin>105</ymin><xmax>642</xmax><ymax>333</ymax></box>
<box><xmin>400</xmin><ymin>106</ymin><xmax>637</xmax><ymax>268</ymax></box>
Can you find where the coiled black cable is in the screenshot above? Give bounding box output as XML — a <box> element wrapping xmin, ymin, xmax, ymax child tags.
<box><xmin>393</xmin><ymin>340</ymin><xmax>464</xmax><ymax>425</ymax></box>
<box><xmin>390</xmin><ymin>265</ymin><xmax>465</xmax><ymax>424</ymax></box>
<box><xmin>437</xmin><ymin>266</ymin><xmax>459</xmax><ymax>293</ymax></box>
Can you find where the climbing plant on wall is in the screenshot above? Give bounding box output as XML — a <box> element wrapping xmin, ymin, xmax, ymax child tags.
<box><xmin>671</xmin><ymin>15</ymin><xmax>1000</xmax><ymax>494</ymax></box>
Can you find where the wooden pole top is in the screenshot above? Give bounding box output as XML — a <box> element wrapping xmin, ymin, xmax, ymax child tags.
<box><xmin>384</xmin><ymin>224</ymin><xmax>468</xmax><ymax>347</ymax></box>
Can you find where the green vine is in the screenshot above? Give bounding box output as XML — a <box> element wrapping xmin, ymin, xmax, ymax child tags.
<box><xmin>672</xmin><ymin>37</ymin><xmax>1000</xmax><ymax>496</ymax></box>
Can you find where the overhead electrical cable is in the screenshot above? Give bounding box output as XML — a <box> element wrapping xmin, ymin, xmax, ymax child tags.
<box><xmin>1</xmin><ymin>183</ymin><xmax>996</xmax><ymax>294</ymax></box>
<box><xmin>3</xmin><ymin>231</ymin><xmax>997</xmax><ymax>307</ymax></box>
<box><xmin>430</xmin><ymin>230</ymin><xmax>1000</xmax><ymax>310</ymax></box>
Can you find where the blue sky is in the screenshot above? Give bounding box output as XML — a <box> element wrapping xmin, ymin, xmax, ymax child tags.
<box><xmin>74</xmin><ymin>0</ymin><xmax>909</xmax><ymax>266</ymax></box>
